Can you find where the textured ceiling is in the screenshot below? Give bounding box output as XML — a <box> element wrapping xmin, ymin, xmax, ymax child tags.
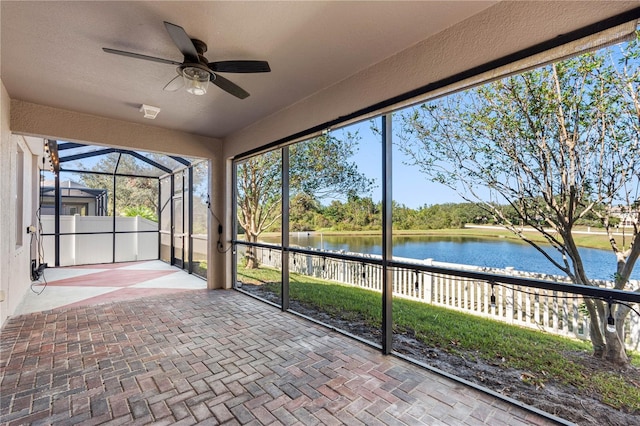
<box><xmin>1</xmin><ymin>1</ymin><xmax>496</xmax><ymax>140</ymax></box>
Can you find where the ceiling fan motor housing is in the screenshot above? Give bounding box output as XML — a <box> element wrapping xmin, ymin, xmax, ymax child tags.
<box><xmin>191</xmin><ymin>39</ymin><xmax>208</xmax><ymax>55</ymax></box>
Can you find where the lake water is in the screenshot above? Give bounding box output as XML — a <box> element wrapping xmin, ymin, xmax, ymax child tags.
<box><xmin>261</xmin><ymin>233</ymin><xmax>639</xmax><ymax>281</ymax></box>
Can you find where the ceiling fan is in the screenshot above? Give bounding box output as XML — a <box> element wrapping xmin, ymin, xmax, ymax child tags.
<box><xmin>103</xmin><ymin>21</ymin><xmax>270</xmax><ymax>99</ymax></box>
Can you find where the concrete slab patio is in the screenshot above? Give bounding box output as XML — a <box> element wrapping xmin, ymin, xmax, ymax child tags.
<box><xmin>13</xmin><ymin>261</ymin><xmax>207</xmax><ymax>315</ymax></box>
<box><xmin>1</xmin><ymin>263</ymin><xmax>559</xmax><ymax>425</ymax></box>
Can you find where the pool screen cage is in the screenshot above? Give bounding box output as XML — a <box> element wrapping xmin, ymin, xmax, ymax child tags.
<box><xmin>39</xmin><ymin>140</ymin><xmax>209</xmax><ymax>279</ymax></box>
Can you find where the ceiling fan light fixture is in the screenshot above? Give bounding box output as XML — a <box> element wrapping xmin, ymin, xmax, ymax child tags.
<box><xmin>182</xmin><ymin>66</ymin><xmax>210</xmax><ymax>95</ymax></box>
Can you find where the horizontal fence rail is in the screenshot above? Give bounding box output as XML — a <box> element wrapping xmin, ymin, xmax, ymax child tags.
<box><xmin>236</xmin><ymin>241</ymin><xmax>640</xmax><ymax>351</ymax></box>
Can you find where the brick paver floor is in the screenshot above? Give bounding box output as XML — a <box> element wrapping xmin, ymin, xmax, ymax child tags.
<box><xmin>1</xmin><ymin>289</ymin><xmax>559</xmax><ymax>425</ymax></box>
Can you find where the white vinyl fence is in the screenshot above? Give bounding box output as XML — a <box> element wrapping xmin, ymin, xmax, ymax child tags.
<box><xmin>251</xmin><ymin>246</ymin><xmax>640</xmax><ymax>351</ymax></box>
<box><xmin>41</xmin><ymin>215</ymin><xmax>158</xmax><ymax>266</ymax></box>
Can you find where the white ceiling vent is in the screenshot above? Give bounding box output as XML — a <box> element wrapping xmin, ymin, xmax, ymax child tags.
<box><xmin>140</xmin><ymin>104</ymin><xmax>161</xmax><ymax>119</ymax></box>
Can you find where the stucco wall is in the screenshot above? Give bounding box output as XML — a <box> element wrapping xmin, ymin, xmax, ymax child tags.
<box><xmin>0</xmin><ymin>81</ymin><xmax>11</xmax><ymax>325</ymax></box>
<box><xmin>10</xmin><ymin>100</ymin><xmax>221</xmax><ymax>159</ymax></box>
<box><xmin>0</xmin><ymin>80</ymin><xmax>40</xmax><ymax>326</ymax></box>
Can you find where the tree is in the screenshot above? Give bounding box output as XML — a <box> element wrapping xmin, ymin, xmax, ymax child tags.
<box><xmin>397</xmin><ymin>33</ymin><xmax>640</xmax><ymax>365</ymax></box>
<box><xmin>237</xmin><ymin>132</ymin><xmax>374</xmax><ymax>268</ymax></box>
<box><xmin>78</xmin><ymin>154</ymin><xmax>159</xmax><ymax>217</ymax></box>
<box><xmin>327</xmin><ymin>195</ymin><xmax>380</xmax><ymax>230</ymax></box>
<box><xmin>121</xmin><ymin>205</ymin><xmax>157</xmax><ymax>221</ymax></box>
<box><xmin>290</xmin><ymin>193</ymin><xmax>324</xmax><ymax>231</ymax></box>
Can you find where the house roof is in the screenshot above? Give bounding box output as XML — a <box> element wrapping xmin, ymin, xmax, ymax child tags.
<box><xmin>40</xmin><ymin>180</ymin><xmax>107</xmax><ymax>198</ymax></box>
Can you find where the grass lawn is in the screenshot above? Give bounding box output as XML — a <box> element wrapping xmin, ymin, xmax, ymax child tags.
<box><xmin>238</xmin><ymin>264</ymin><xmax>640</xmax><ymax>412</ymax></box>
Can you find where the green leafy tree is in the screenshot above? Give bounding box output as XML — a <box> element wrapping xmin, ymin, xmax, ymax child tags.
<box><xmin>290</xmin><ymin>193</ymin><xmax>323</xmax><ymax>231</ymax></box>
<box><xmin>324</xmin><ymin>199</ymin><xmax>347</xmax><ymax>226</ymax></box>
<box><xmin>121</xmin><ymin>205</ymin><xmax>157</xmax><ymax>221</ymax></box>
<box><xmin>337</xmin><ymin>195</ymin><xmax>380</xmax><ymax>230</ymax></box>
<box><xmin>80</xmin><ymin>154</ymin><xmax>207</xmax><ymax>233</ymax></box>
<box><xmin>392</xmin><ymin>201</ymin><xmax>419</xmax><ymax>229</ymax></box>
<box><xmin>237</xmin><ymin>132</ymin><xmax>374</xmax><ymax>268</ymax></box>
<box><xmin>397</xmin><ymin>33</ymin><xmax>640</xmax><ymax>365</ymax></box>
<box><xmin>78</xmin><ymin>154</ymin><xmax>158</xmax><ymax>217</ymax></box>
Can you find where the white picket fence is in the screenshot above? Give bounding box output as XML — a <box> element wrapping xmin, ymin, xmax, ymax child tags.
<box><xmin>251</xmin><ymin>246</ymin><xmax>640</xmax><ymax>351</ymax></box>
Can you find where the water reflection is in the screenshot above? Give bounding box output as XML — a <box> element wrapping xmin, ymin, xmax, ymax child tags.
<box><xmin>260</xmin><ymin>233</ymin><xmax>637</xmax><ymax>281</ymax></box>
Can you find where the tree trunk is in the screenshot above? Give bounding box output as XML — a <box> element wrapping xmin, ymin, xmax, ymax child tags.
<box><xmin>604</xmin><ymin>328</ymin><xmax>629</xmax><ymax>366</ymax></box>
<box><xmin>587</xmin><ymin>299</ymin><xmax>629</xmax><ymax>365</ymax></box>
<box><xmin>245</xmin><ymin>233</ymin><xmax>259</xmax><ymax>269</ymax></box>
<box><xmin>603</xmin><ymin>301</ymin><xmax>631</xmax><ymax>365</ymax></box>
<box><xmin>581</xmin><ymin>288</ymin><xmax>607</xmax><ymax>359</ymax></box>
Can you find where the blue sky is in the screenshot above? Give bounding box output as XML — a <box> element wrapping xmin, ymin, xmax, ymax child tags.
<box><xmin>339</xmin><ymin>33</ymin><xmax>640</xmax><ymax>210</ymax></box>
<box><xmin>344</xmin><ymin>118</ymin><xmax>465</xmax><ymax>209</ymax></box>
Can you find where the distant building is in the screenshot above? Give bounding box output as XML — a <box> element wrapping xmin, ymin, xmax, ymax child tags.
<box><xmin>40</xmin><ymin>180</ymin><xmax>108</xmax><ymax>216</ymax></box>
<box><xmin>610</xmin><ymin>205</ymin><xmax>639</xmax><ymax>228</ymax></box>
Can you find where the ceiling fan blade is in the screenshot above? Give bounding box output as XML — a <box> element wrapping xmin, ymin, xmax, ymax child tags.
<box><xmin>163</xmin><ymin>21</ymin><xmax>199</xmax><ymax>59</ymax></box>
<box><xmin>163</xmin><ymin>75</ymin><xmax>184</xmax><ymax>92</ymax></box>
<box><xmin>102</xmin><ymin>48</ymin><xmax>181</xmax><ymax>65</ymax></box>
<box><xmin>208</xmin><ymin>60</ymin><xmax>271</xmax><ymax>73</ymax></box>
<box><xmin>211</xmin><ymin>74</ymin><xmax>250</xmax><ymax>99</ymax></box>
